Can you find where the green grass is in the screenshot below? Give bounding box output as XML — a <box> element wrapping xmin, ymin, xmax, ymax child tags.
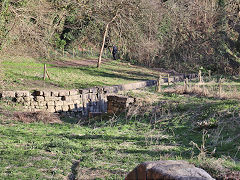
<box><xmin>0</xmin><ymin>88</ymin><xmax>240</xmax><ymax>179</ymax></box>
<box><xmin>0</xmin><ymin>56</ymin><xmax>158</xmax><ymax>91</ymax></box>
<box><xmin>1</xmin><ymin>55</ymin><xmax>240</xmax><ymax>179</ymax></box>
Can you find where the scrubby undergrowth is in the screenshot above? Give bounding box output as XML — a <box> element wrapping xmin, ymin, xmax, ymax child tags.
<box><xmin>0</xmin><ymin>87</ymin><xmax>239</xmax><ymax>179</ymax></box>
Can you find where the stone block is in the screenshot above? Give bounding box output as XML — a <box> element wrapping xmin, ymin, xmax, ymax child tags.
<box><xmin>73</xmin><ymin>100</ymin><xmax>81</xmax><ymax>104</ymax></box>
<box><xmin>16</xmin><ymin>91</ymin><xmax>30</xmax><ymax>97</ymax></box>
<box><xmin>62</xmin><ymin>96</ymin><xmax>71</xmax><ymax>101</ymax></box>
<box><xmin>55</xmin><ymin>101</ymin><xmax>64</xmax><ymax>106</ymax></box>
<box><xmin>103</xmin><ymin>86</ymin><xmax>119</xmax><ymax>93</ymax></box>
<box><xmin>45</xmin><ymin>97</ymin><xmax>60</xmax><ymax>101</ymax></box>
<box><xmin>35</xmin><ymin>96</ymin><xmax>45</xmax><ymax>102</ymax></box>
<box><xmin>79</xmin><ymin>89</ymin><xmax>88</xmax><ymax>94</ymax></box>
<box><xmin>23</xmin><ymin>96</ymin><xmax>31</xmax><ymax>102</ymax></box>
<box><xmin>55</xmin><ymin>105</ymin><xmax>62</xmax><ymax>112</ymax></box>
<box><xmin>23</xmin><ymin>101</ymin><xmax>31</xmax><ymax>106</ymax></box>
<box><xmin>69</xmin><ymin>104</ymin><xmax>75</xmax><ymax>110</ymax></box>
<box><xmin>47</xmin><ymin>101</ymin><xmax>55</xmax><ymax>106</ymax></box>
<box><xmin>38</xmin><ymin>106</ymin><xmax>47</xmax><ymax>110</ymax></box>
<box><xmin>51</xmin><ymin>91</ymin><xmax>59</xmax><ymax>97</ymax></box>
<box><xmin>16</xmin><ymin>97</ymin><xmax>24</xmax><ymax>103</ymax></box>
<box><xmin>62</xmin><ymin>105</ymin><xmax>69</xmax><ymax>112</ymax></box>
<box><xmin>1</xmin><ymin>91</ymin><xmax>16</xmax><ymax>98</ymax></box>
<box><xmin>76</xmin><ymin>103</ymin><xmax>83</xmax><ymax>108</ymax></box>
<box><xmin>89</xmin><ymin>88</ymin><xmax>98</xmax><ymax>93</ymax></box>
<box><xmin>29</xmin><ymin>96</ymin><xmax>34</xmax><ymax>101</ymax></box>
<box><xmin>69</xmin><ymin>89</ymin><xmax>78</xmax><ymax>95</ymax></box>
<box><xmin>97</xmin><ymin>88</ymin><xmax>103</xmax><ymax>94</ymax></box>
<box><xmin>32</xmin><ymin>108</ymin><xmax>42</xmax><ymax>112</ymax></box>
<box><xmin>71</xmin><ymin>95</ymin><xmax>80</xmax><ymax>101</ymax></box>
<box><xmin>38</xmin><ymin>101</ymin><xmax>47</xmax><ymax>106</ymax></box>
<box><xmin>47</xmin><ymin>104</ymin><xmax>54</xmax><ymax>108</ymax></box>
<box><xmin>47</xmin><ymin>106</ymin><xmax>56</xmax><ymax>113</ymax></box>
<box><xmin>63</xmin><ymin>101</ymin><xmax>73</xmax><ymax>106</ymax></box>
<box><xmin>31</xmin><ymin>101</ymin><xmax>38</xmax><ymax>106</ymax></box>
<box><xmin>59</xmin><ymin>90</ymin><xmax>69</xmax><ymax>96</ymax></box>
<box><xmin>43</xmin><ymin>91</ymin><xmax>51</xmax><ymax>97</ymax></box>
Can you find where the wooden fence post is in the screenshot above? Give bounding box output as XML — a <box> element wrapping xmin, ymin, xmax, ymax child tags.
<box><xmin>91</xmin><ymin>47</ymin><xmax>93</xmax><ymax>56</ymax></box>
<box><xmin>43</xmin><ymin>64</ymin><xmax>46</xmax><ymax>80</ymax></box>
<box><xmin>219</xmin><ymin>78</ymin><xmax>222</xmax><ymax>97</ymax></box>
<box><xmin>73</xmin><ymin>48</ymin><xmax>75</xmax><ymax>58</ymax></box>
<box><xmin>185</xmin><ymin>78</ymin><xmax>189</xmax><ymax>91</ymax></box>
<box><xmin>43</xmin><ymin>64</ymin><xmax>51</xmax><ymax>80</ymax></box>
<box><xmin>199</xmin><ymin>70</ymin><xmax>202</xmax><ymax>83</ymax></box>
<box><xmin>55</xmin><ymin>50</ymin><xmax>57</xmax><ymax>59</ymax></box>
<box><xmin>156</xmin><ymin>75</ymin><xmax>162</xmax><ymax>92</ymax></box>
<box><xmin>208</xmin><ymin>70</ymin><xmax>211</xmax><ymax>80</ymax></box>
<box><xmin>167</xmin><ymin>74</ymin><xmax>170</xmax><ymax>86</ymax></box>
<box><xmin>62</xmin><ymin>48</ymin><xmax>64</xmax><ymax>57</ymax></box>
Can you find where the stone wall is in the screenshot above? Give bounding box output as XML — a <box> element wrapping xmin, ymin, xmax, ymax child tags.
<box><xmin>0</xmin><ymin>75</ymin><xmax>198</xmax><ymax>116</ymax></box>
<box><xmin>0</xmin><ymin>80</ymin><xmax>159</xmax><ymax>116</ymax></box>
<box><xmin>107</xmin><ymin>95</ymin><xmax>135</xmax><ymax>114</ymax></box>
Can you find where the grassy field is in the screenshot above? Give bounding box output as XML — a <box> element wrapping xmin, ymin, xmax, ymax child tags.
<box><xmin>0</xmin><ymin>55</ymin><xmax>240</xmax><ymax>179</ymax></box>
<box><xmin>0</xmin><ymin>55</ymin><xmax>159</xmax><ymax>91</ymax></box>
<box><xmin>0</xmin><ymin>88</ymin><xmax>239</xmax><ymax>179</ymax></box>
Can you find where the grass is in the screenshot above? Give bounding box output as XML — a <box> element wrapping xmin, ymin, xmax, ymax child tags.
<box><xmin>0</xmin><ymin>88</ymin><xmax>240</xmax><ymax>179</ymax></box>
<box><xmin>0</xmin><ymin>55</ymin><xmax>159</xmax><ymax>91</ymax></box>
<box><xmin>1</xmin><ymin>55</ymin><xmax>240</xmax><ymax>179</ymax></box>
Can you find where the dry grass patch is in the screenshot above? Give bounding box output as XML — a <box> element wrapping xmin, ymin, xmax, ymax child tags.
<box><xmin>164</xmin><ymin>83</ymin><xmax>240</xmax><ymax>100</ymax></box>
<box><xmin>13</xmin><ymin>111</ymin><xmax>62</xmax><ymax>124</ymax></box>
<box><xmin>77</xmin><ymin>168</ymin><xmax>112</xmax><ymax>180</ymax></box>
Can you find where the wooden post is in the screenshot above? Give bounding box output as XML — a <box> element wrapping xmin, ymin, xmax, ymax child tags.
<box><xmin>43</xmin><ymin>64</ymin><xmax>51</xmax><ymax>80</ymax></box>
<box><xmin>43</xmin><ymin>64</ymin><xmax>46</xmax><ymax>80</ymax></box>
<box><xmin>186</xmin><ymin>78</ymin><xmax>189</xmax><ymax>91</ymax></box>
<box><xmin>62</xmin><ymin>48</ymin><xmax>64</xmax><ymax>57</ymax></box>
<box><xmin>91</xmin><ymin>47</ymin><xmax>93</xmax><ymax>56</ymax></box>
<box><xmin>46</xmin><ymin>69</ymin><xmax>51</xmax><ymax>80</ymax></box>
<box><xmin>208</xmin><ymin>70</ymin><xmax>211</xmax><ymax>80</ymax></box>
<box><xmin>55</xmin><ymin>50</ymin><xmax>57</xmax><ymax>59</ymax></box>
<box><xmin>156</xmin><ymin>75</ymin><xmax>162</xmax><ymax>92</ymax></box>
<box><xmin>184</xmin><ymin>79</ymin><xmax>186</xmax><ymax>90</ymax></box>
<box><xmin>219</xmin><ymin>78</ymin><xmax>222</xmax><ymax>97</ymax></box>
<box><xmin>199</xmin><ymin>70</ymin><xmax>202</xmax><ymax>83</ymax></box>
<box><xmin>167</xmin><ymin>74</ymin><xmax>170</xmax><ymax>86</ymax></box>
<box><xmin>73</xmin><ymin>48</ymin><xmax>75</xmax><ymax>58</ymax></box>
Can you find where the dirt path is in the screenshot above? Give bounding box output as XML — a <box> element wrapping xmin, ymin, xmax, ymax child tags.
<box><xmin>50</xmin><ymin>58</ymin><xmax>110</xmax><ymax>68</ymax></box>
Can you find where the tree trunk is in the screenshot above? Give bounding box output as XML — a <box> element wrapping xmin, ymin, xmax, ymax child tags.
<box><xmin>97</xmin><ymin>23</ymin><xmax>109</xmax><ymax>68</ymax></box>
<box><xmin>97</xmin><ymin>10</ymin><xmax>119</xmax><ymax>68</ymax></box>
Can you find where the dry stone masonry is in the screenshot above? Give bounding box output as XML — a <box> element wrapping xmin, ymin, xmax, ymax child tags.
<box><xmin>107</xmin><ymin>95</ymin><xmax>135</xmax><ymax>114</ymax></box>
<box><xmin>1</xmin><ymin>88</ymin><xmax>107</xmax><ymax>116</ymax></box>
<box><xmin>0</xmin><ymin>75</ymin><xmax>198</xmax><ymax>116</ymax></box>
<box><xmin>0</xmin><ymin>80</ymin><xmax>158</xmax><ymax>116</ymax></box>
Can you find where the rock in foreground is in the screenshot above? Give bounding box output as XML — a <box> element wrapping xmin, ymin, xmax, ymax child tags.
<box><xmin>125</xmin><ymin>160</ymin><xmax>214</xmax><ymax>180</ymax></box>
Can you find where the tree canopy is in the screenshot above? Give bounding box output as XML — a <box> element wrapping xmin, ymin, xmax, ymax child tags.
<box><xmin>1</xmin><ymin>0</ymin><xmax>240</xmax><ymax>73</ymax></box>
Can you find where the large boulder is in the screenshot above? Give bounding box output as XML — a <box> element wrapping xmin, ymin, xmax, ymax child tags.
<box><xmin>125</xmin><ymin>160</ymin><xmax>214</xmax><ymax>180</ymax></box>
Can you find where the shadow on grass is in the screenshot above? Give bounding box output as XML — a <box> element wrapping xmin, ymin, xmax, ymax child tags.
<box><xmin>104</xmin><ymin>67</ymin><xmax>158</xmax><ymax>79</ymax></box>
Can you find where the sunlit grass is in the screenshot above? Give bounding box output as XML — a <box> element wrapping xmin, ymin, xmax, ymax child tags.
<box><xmin>0</xmin><ymin>88</ymin><xmax>240</xmax><ymax>179</ymax></box>
<box><xmin>1</xmin><ymin>56</ymin><xmax>159</xmax><ymax>91</ymax></box>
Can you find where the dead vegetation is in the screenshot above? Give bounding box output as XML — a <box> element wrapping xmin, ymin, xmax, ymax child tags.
<box><xmin>13</xmin><ymin>111</ymin><xmax>62</xmax><ymax>124</ymax></box>
<box><xmin>164</xmin><ymin>82</ymin><xmax>240</xmax><ymax>101</ymax></box>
